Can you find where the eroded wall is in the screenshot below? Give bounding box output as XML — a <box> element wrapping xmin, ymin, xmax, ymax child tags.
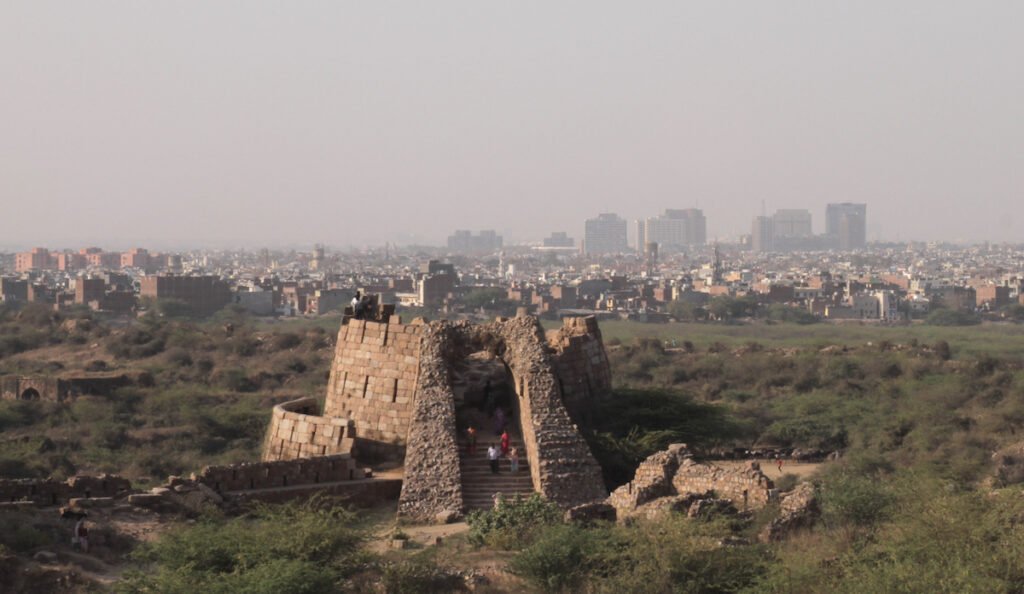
<box><xmin>549</xmin><ymin>316</ymin><xmax>613</xmax><ymax>430</ymax></box>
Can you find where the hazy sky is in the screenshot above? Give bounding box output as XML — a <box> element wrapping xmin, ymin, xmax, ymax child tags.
<box><xmin>2</xmin><ymin>2</ymin><xmax>1022</xmax><ymax>250</ymax></box>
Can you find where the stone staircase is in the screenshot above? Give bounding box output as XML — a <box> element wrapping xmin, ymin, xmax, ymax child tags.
<box><xmin>458</xmin><ymin>438</ymin><xmax>535</xmax><ymax>511</ymax></box>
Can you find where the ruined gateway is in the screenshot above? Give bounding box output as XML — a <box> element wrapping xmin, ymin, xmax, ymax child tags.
<box><xmin>262</xmin><ymin>310</ymin><xmax>612</xmax><ymax>521</ymax></box>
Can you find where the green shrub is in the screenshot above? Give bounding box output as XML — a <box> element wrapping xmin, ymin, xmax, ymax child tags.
<box><xmin>466</xmin><ymin>493</ymin><xmax>562</xmax><ymax>549</ymax></box>
<box><xmin>510</xmin><ymin>524</ymin><xmax>603</xmax><ymax>593</ymax></box>
<box><xmin>117</xmin><ymin>500</ymin><xmax>367</xmax><ymax>593</ymax></box>
<box><xmin>379</xmin><ymin>557</ymin><xmax>463</xmax><ymax>594</ymax></box>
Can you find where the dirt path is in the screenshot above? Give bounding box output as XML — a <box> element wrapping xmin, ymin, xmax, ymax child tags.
<box><xmin>368</xmin><ymin>521</ymin><xmax>470</xmax><ymax>554</ymax></box>
<box><xmin>714</xmin><ymin>460</ymin><xmax>824</xmax><ymax>481</ymax></box>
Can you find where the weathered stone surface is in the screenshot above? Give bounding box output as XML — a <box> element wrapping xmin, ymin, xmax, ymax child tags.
<box><xmin>67</xmin><ymin>497</ymin><xmax>114</xmax><ymax>508</ymax></box>
<box><xmin>609</xmin><ymin>445</ymin><xmax>775</xmax><ymax>520</ymax></box>
<box><xmin>759</xmin><ymin>482</ymin><xmax>819</xmax><ymax>542</ymax></box>
<box><xmin>565</xmin><ymin>501</ymin><xmax>617</xmax><ymax>523</ymax></box>
<box><xmin>687</xmin><ymin>498</ymin><xmax>737</xmax><ymax>518</ymax></box>
<box><xmin>435</xmin><ymin>510</ymin><xmax>461</xmax><ymax>524</ymax></box>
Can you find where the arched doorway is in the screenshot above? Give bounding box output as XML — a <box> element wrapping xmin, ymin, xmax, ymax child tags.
<box><xmin>19</xmin><ymin>388</ymin><xmax>40</xmax><ymax>401</ymax></box>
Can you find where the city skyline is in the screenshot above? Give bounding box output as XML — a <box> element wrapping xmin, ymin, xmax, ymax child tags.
<box><xmin>2</xmin><ymin>3</ymin><xmax>1022</xmax><ymax>248</ymax></box>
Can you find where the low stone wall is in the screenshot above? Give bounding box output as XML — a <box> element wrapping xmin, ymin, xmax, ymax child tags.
<box><xmin>672</xmin><ymin>459</ymin><xmax>775</xmax><ymax>509</ymax></box>
<box><xmin>231</xmin><ymin>478</ymin><xmax>403</xmax><ymax>506</ymax></box>
<box><xmin>0</xmin><ymin>475</ymin><xmax>131</xmax><ymax>506</ymax></box>
<box><xmin>193</xmin><ymin>454</ymin><xmax>366</xmax><ymax>493</ymax></box>
<box><xmin>262</xmin><ymin>397</ymin><xmax>354</xmax><ymax>462</ymax></box>
<box><xmin>1</xmin><ymin>374</ymin><xmax>136</xmax><ymax>402</ymax></box>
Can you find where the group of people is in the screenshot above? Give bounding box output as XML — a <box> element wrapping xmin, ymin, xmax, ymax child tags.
<box><xmin>466</xmin><ymin>426</ymin><xmax>519</xmax><ymax>473</ymax></box>
<box><xmin>350</xmin><ymin>291</ymin><xmax>374</xmax><ymax>320</ymax></box>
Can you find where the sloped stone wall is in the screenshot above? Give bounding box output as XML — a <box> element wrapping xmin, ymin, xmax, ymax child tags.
<box><xmin>323</xmin><ymin>318</ymin><xmax>423</xmax><ymax>452</ymax></box>
<box><xmin>262</xmin><ymin>397</ymin><xmax>355</xmax><ymax>462</ymax></box>
<box><xmin>397</xmin><ymin>322</ymin><xmax>464</xmax><ymax>520</ymax></box>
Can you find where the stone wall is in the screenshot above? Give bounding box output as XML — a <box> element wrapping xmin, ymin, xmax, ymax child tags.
<box><xmin>672</xmin><ymin>459</ymin><xmax>775</xmax><ymax>509</ymax></box>
<box><xmin>397</xmin><ymin>322</ymin><xmax>464</xmax><ymax>521</ymax></box>
<box><xmin>194</xmin><ymin>454</ymin><xmax>367</xmax><ymax>493</ymax></box>
<box><xmin>0</xmin><ymin>376</ymin><xmax>60</xmax><ymax>401</ymax></box>
<box><xmin>230</xmin><ymin>478</ymin><xmax>402</xmax><ymax>506</ymax></box>
<box><xmin>0</xmin><ymin>475</ymin><xmax>131</xmax><ymax>506</ymax></box>
<box><xmin>262</xmin><ymin>397</ymin><xmax>354</xmax><ymax>462</ymax></box>
<box><xmin>609</xmin><ymin>445</ymin><xmax>776</xmax><ymax>518</ymax></box>
<box><xmin>323</xmin><ymin>318</ymin><xmax>423</xmax><ymax>455</ymax></box>
<box><xmin>0</xmin><ymin>374</ymin><xmax>135</xmax><ymax>402</ymax></box>
<box><xmin>548</xmin><ymin>316</ymin><xmax>613</xmax><ymax>430</ymax></box>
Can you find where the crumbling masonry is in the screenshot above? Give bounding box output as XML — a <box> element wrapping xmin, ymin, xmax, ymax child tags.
<box><xmin>262</xmin><ymin>312</ymin><xmax>612</xmax><ymax>521</ymax></box>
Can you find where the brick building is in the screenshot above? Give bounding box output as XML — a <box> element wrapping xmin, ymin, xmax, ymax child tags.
<box><xmin>139</xmin><ymin>275</ymin><xmax>231</xmax><ymax>315</ymax></box>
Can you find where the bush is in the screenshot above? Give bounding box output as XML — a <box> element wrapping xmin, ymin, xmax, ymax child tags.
<box><xmin>820</xmin><ymin>470</ymin><xmax>895</xmax><ymax>528</ymax></box>
<box><xmin>466</xmin><ymin>493</ymin><xmax>563</xmax><ymax>549</ymax></box>
<box><xmin>117</xmin><ymin>500</ymin><xmax>367</xmax><ymax>593</ymax></box>
<box><xmin>379</xmin><ymin>557</ymin><xmax>463</xmax><ymax>594</ymax></box>
<box><xmin>271</xmin><ymin>332</ymin><xmax>303</xmax><ymax>351</ymax></box>
<box><xmin>511</xmin><ymin>524</ymin><xmax>604</xmax><ymax>593</ymax></box>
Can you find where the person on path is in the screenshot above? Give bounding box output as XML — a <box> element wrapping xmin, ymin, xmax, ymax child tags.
<box><xmin>487</xmin><ymin>444</ymin><xmax>500</xmax><ymax>474</ymax></box>
<box><xmin>509</xmin><ymin>446</ymin><xmax>519</xmax><ymax>473</ymax></box>
<box><xmin>467</xmin><ymin>426</ymin><xmax>478</xmax><ymax>455</ymax></box>
<box><xmin>776</xmin><ymin>456</ymin><xmax>784</xmax><ymax>473</ymax></box>
<box><xmin>75</xmin><ymin>519</ymin><xmax>89</xmax><ymax>553</ymax></box>
<box><xmin>500</xmin><ymin>430</ymin><xmax>510</xmax><ymax>456</ymax></box>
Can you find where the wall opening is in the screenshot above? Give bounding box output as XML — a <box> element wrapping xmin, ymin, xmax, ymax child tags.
<box><xmin>19</xmin><ymin>388</ymin><xmax>40</xmax><ymax>401</ymax></box>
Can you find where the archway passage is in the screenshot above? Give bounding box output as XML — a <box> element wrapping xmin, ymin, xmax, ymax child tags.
<box><xmin>19</xmin><ymin>388</ymin><xmax>40</xmax><ymax>401</ymax></box>
<box><xmin>452</xmin><ymin>352</ymin><xmax>534</xmax><ymax>511</ymax></box>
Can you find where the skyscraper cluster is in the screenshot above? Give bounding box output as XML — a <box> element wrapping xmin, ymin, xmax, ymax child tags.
<box><xmin>751</xmin><ymin>203</ymin><xmax>867</xmax><ymax>253</ymax></box>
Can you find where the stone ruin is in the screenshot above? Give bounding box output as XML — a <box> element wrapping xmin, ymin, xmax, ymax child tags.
<box><xmin>608</xmin><ymin>444</ymin><xmax>777</xmax><ymax>520</ymax></box>
<box><xmin>608</xmin><ymin>444</ymin><xmax>821</xmax><ymax>538</ymax></box>
<box><xmin>261</xmin><ymin>310</ymin><xmax>613</xmax><ymax>521</ymax></box>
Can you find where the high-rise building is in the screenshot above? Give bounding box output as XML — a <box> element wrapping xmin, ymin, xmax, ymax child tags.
<box><xmin>751</xmin><ymin>216</ymin><xmax>775</xmax><ymax>253</ymax></box>
<box><xmin>825</xmin><ymin>203</ymin><xmax>867</xmax><ymax>250</ymax></box>
<box><xmin>446</xmin><ymin>230</ymin><xmax>503</xmax><ymax>253</ymax></box>
<box><xmin>542</xmin><ymin>232</ymin><xmax>574</xmax><ymax>248</ymax></box>
<box><xmin>639</xmin><ymin>209</ymin><xmax>706</xmax><ymax>252</ymax></box>
<box><xmin>584</xmin><ymin>213</ymin><xmax>628</xmax><ymax>254</ymax></box>
<box><xmin>773</xmin><ymin>209</ymin><xmax>813</xmax><ymax>238</ymax></box>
